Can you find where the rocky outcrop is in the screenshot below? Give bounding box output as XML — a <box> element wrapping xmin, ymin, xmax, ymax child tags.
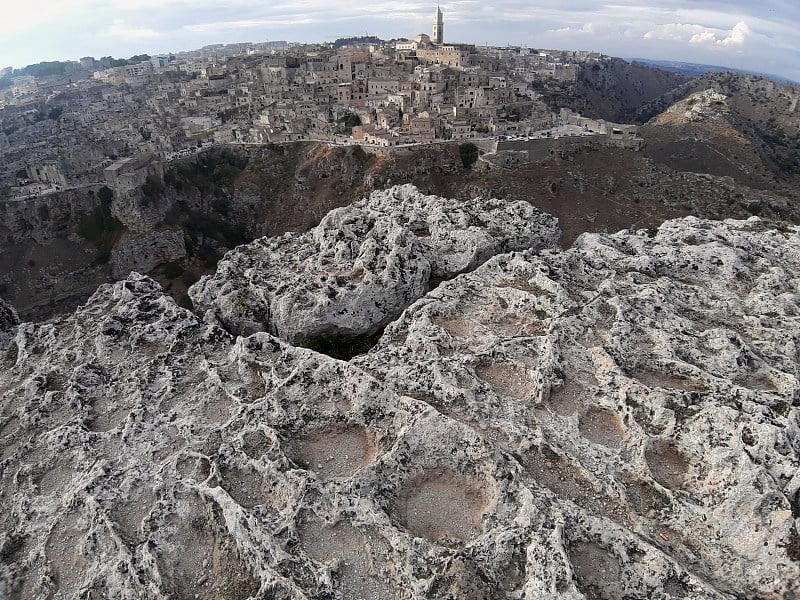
<box><xmin>0</xmin><ymin>273</ymin><xmax>577</xmax><ymax>600</ymax></box>
<box><xmin>189</xmin><ymin>184</ymin><xmax>560</xmax><ymax>342</ymax></box>
<box><xmin>111</xmin><ymin>187</ymin><xmax>175</xmax><ymax>234</ymax></box>
<box><xmin>654</xmin><ymin>89</ymin><xmax>730</xmax><ymax>124</ymax></box>
<box><xmin>353</xmin><ymin>215</ymin><xmax>800</xmax><ymax>599</ymax></box>
<box><xmin>110</xmin><ymin>230</ymin><xmax>187</xmax><ymax>279</ymax></box>
<box><xmin>0</xmin><ymin>296</ymin><xmax>18</xmax><ymax>351</ymax></box>
<box><xmin>0</xmin><ymin>188</ymin><xmax>100</xmax><ymax>246</ymax></box>
<box><xmin>1</xmin><ymin>212</ymin><xmax>799</xmax><ymax>600</ymax></box>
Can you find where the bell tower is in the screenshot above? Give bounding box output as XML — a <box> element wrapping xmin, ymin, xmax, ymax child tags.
<box><xmin>432</xmin><ymin>4</ymin><xmax>443</xmax><ymax>45</ymax></box>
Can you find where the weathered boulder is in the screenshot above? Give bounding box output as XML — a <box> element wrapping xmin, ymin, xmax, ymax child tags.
<box><xmin>110</xmin><ymin>229</ymin><xmax>187</xmax><ymax>279</ymax></box>
<box><xmin>189</xmin><ymin>184</ymin><xmax>559</xmax><ymax>342</ymax></box>
<box><xmin>353</xmin><ymin>215</ymin><xmax>800</xmax><ymax>599</ymax></box>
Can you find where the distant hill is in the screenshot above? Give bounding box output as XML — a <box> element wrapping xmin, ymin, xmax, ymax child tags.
<box><xmin>333</xmin><ymin>36</ymin><xmax>384</xmax><ymax>49</ymax></box>
<box><xmin>0</xmin><ymin>55</ymin><xmax>151</xmax><ymax>89</ymax></box>
<box><xmin>631</xmin><ymin>58</ymin><xmax>797</xmax><ymax>85</ymax></box>
<box><xmin>637</xmin><ymin>71</ymin><xmax>800</xmax><ymax>189</ymax></box>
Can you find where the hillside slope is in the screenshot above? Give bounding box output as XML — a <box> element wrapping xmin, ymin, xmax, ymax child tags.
<box><xmin>639</xmin><ymin>75</ymin><xmax>800</xmax><ymax>190</ymax></box>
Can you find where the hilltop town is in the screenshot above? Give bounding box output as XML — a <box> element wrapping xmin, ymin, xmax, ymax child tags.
<box><xmin>0</xmin><ymin>7</ymin><xmax>641</xmax><ymax>199</ymax></box>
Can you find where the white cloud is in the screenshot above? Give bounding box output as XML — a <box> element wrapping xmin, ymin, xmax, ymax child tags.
<box><xmin>547</xmin><ymin>23</ymin><xmax>596</xmax><ymax>36</ymax></box>
<box><xmin>689</xmin><ymin>30</ymin><xmax>717</xmax><ymax>44</ymax></box>
<box><xmin>644</xmin><ymin>20</ymin><xmax>752</xmax><ymax>47</ymax></box>
<box><xmin>644</xmin><ymin>23</ymin><xmax>709</xmax><ymax>42</ymax></box>
<box><xmin>105</xmin><ymin>19</ymin><xmax>159</xmax><ymax>39</ymax></box>
<box><xmin>717</xmin><ymin>21</ymin><xmax>751</xmax><ymax>46</ymax></box>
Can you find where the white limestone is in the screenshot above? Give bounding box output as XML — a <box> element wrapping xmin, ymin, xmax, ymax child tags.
<box><xmin>1</xmin><ymin>208</ymin><xmax>799</xmax><ymax>600</ymax></box>
<box><xmin>189</xmin><ymin>184</ymin><xmax>560</xmax><ymax>342</ymax></box>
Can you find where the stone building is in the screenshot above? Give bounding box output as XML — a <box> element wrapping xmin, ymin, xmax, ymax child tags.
<box><xmin>103</xmin><ymin>154</ymin><xmax>163</xmax><ymax>190</ymax></box>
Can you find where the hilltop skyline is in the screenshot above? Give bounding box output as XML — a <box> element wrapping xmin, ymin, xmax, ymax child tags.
<box><xmin>1</xmin><ymin>1</ymin><xmax>798</xmax><ymax>83</ymax></box>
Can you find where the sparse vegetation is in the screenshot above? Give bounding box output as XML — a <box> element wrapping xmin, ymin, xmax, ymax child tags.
<box><xmin>163</xmin><ymin>148</ymin><xmax>248</xmax><ymax>195</ymax></box>
<box><xmin>459</xmin><ymin>142</ymin><xmax>479</xmax><ymax>169</ymax></box>
<box><xmin>77</xmin><ymin>190</ymin><xmax>125</xmax><ymax>264</ymax></box>
<box><xmin>141</xmin><ymin>173</ymin><xmax>165</xmax><ymax>199</ymax></box>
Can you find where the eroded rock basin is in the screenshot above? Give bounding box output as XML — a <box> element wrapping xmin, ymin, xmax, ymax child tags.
<box><xmin>2</xmin><ymin>212</ymin><xmax>800</xmax><ymax>599</ymax></box>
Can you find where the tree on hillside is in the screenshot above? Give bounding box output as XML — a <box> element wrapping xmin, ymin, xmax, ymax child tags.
<box><xmin>459</xmin><ymin>142</ymin><xmax>479</xmax><ymax>169</ymax></box>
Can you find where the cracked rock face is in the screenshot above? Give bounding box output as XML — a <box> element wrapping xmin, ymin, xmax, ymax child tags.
<box><xmin>0</xmin><ymin>296</ymin><xmax>18</xmax><ymax>351</ymax></box>
<box><xmin>1</xmin><ymin>212</ymin><xmax>799</xmax><ymax>600</ymax></box>
<box><xmin>354</xmin><ymin>215</ymin><xmax>800</xmax><ymax>599</ymax></box>
<box><xmin>110</xmin><ymin>229</ymin><xmax>187</xmax><ymax>280</ymax></box>
<box><xmin>188</xmin><ymin>184</ymin><xmax>559</xmax><ymax>342</ymax></box>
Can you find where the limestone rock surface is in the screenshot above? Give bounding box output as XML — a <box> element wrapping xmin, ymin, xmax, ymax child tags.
<box><xmin>110</xmin><ymin>229</ymin><xmax>187</xmax><ymax>279</ymax></box>
<box><xmin>189</xmin><ymin>184</ymin><xmax>559</xmax><ymax>342</ymax></box>
<box><xmin>354</xmin><ymin>215</ymin><xmax>800</xmax><ymax>599</ymax></box>
<box><xmin>666</xmin><ymin>89</ymin><xmax>730</xmax><ymax>122</ymax></box>
<box><xmin>1</xmin><ymin>212</ymin><xmax>800</xmax><ymax>600</ymax></box>
<box><xmin>0</xmin><ymin>274</ymin><xmax>568</xmax><ymax>600</ymax></box>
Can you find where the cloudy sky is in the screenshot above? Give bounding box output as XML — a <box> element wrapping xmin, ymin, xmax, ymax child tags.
<box><xmin>1</xmin><ymin>1</ymin><xmax>798</xmax><ymax>82</ymax></box>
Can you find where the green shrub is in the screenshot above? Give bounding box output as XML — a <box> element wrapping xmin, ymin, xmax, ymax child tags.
<box><xmin>97</xmin><ymin>185</ymin><xmax>113</xmax><ymax>204</ymax></box>
<box><xmin>352</xmin><ymin>144</ymin><xmax>367</xmax><ymax>160</ymax></box>
<box><xmin>211</xmin><ymin>197</ymin><xmax>231</xmax><ymax>215</ymax></box>
<box><xmin>459</xmin><ymin>142</ymin><xmax>479</xmax><ymax>169</ymax></box>
<box><xmin>141</xmin><ymin>174</ymin><xmax>165</xmax><ymax>199</ymax></box>
<box><xmin>77</xmin><ymin>194</ymin><xmax>125</xmax><ymax>262</ymax></box>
